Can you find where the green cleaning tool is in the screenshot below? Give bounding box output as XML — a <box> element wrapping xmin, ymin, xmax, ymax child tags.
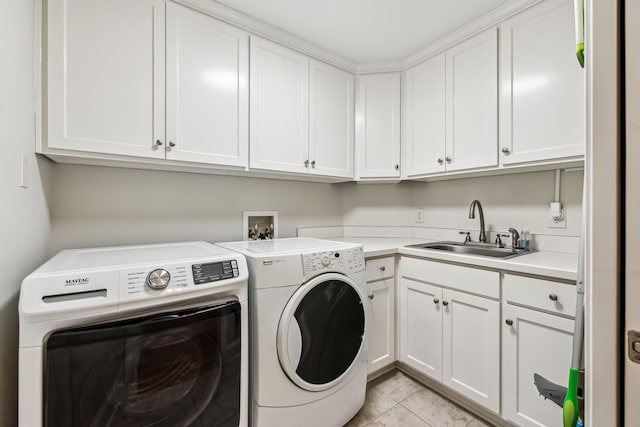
<box><xmin>564</xmin><ymin>1</ymin><xmax>586</xmax><ymax>425</ymax></box>
<box><xmin>574</xmin><ymin>0</ymin><xmax>585</xmax><ymax>68</ymax></box>
<box><xmin>536</xmin><ymin>3</ymin><xmax>586</xmax><ymax>426</ymax></box>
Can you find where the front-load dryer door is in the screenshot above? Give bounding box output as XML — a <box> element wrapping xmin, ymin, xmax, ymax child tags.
<box><xmin>277</xmin><ymin>273</ymin><xmax>366</xmax><ymax>392</ymax></box>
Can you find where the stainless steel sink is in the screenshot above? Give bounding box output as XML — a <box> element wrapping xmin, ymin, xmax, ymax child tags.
<box><xmin>406</xmin><ymin>241</ymin><xmax>535</xmax><ymax>259</ymax></box>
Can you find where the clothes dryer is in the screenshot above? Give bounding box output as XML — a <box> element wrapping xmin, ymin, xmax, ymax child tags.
<box><xmin>19</xmin><ymin>241</ymin><xmax>248</xmax><ymax>427</ymax></box>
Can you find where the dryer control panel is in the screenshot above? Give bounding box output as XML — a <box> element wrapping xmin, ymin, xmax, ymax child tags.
<box><xmin>302</xmin><ymin>246</ymin><xmax>365</xmax><ymax>275</ymax></box>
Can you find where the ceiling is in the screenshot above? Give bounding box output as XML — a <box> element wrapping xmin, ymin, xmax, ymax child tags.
<box><xmin>216</xmin><ymin>0</ymin><xmax>512</xmax><ymax>63</ymax></box>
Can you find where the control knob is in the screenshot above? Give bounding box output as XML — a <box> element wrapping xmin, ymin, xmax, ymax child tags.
<box><xmin>146</xmin><ymin>268</ymin><xmax>171</xmax><ymax>289</ymax></box>
<box><xmin>321</xmin><ymin>255</ymin><xmax>331</xmax><ymax>267</ymax></box>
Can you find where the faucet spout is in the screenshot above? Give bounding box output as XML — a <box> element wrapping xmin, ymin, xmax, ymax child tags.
<box><xmin>468</xmin><ymin>200</ymin><xmax>486</xmax><ymax>243</ymax></box>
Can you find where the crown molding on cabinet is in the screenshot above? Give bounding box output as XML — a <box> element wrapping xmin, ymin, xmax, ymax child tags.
<box><xmin>169</xmin><ymin>0</ymin><xmax>543</xmax><ymax>75</ymax></box>
<box><xmin>174</xmin><ymin>0</ymin><xmax>358</xmax><ymax>72</ymax></box>
<box><xmin>402</xmin><ymin>0</ymin><xmax>542</xmax><ymax>69</ymax></box>
<box><xmin>356</xmin><ymin>61</ymin><xmax>405</xmax><ymax>74</ymax></box>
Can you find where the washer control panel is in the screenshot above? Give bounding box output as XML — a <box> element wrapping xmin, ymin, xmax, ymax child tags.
<box><xmin>302</xmin><ymin>246</ymin><xmax>364</xmax><ymax>275</ymax></box>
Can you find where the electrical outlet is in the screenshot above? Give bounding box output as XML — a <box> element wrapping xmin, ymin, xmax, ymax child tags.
<box><xmin>415</xmin><ymin>208</ymin><xmax>425</xmax><ymax>224</ymax></box>
<box><xmin>548</xmin><ymin>208</ymin><xmax>567</xmax><ymax>229</ymax></box>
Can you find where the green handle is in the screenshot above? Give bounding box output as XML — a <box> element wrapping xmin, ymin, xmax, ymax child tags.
<box><xmin>563</xmin><ymin>368</ymin><xmax>580</xmax><ymax>427</ymax></box>
<box><xmin>576</xmin><ymin>42</ymin><xmax>585</xmax><ymax>68</ymax></box>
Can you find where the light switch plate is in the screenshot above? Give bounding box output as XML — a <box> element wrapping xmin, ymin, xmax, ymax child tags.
<box><xmin>415</xmin><ymin>208</ymin><xmax>425</xmax><ymax>223</ymax></box>
<box><xmin>20</xmin><ymin>154</ymin><xmax>28</xmax><ymax>189</ymax></box>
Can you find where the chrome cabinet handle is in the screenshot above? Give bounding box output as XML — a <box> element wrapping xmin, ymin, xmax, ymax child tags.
<box><xmin>169</xmin><ymin>141</ymin><xmax>176</xmax><ymax>147</ymax></box>
<box><xmin>501</xmin><ymin>147</ymin><xmax>510</xmax><ymax>154</ymax></box>
<box><xmin>505</xmin><ymin>319</ymin><xmax>514</xmax><ymax>326</ymax></box>
<box><xmin>437</xmin><ymin>158</ymin><xmax>444</xmax><ymax>165</ymax></box>
<box><xmin>445</xmin><ymin>157</ymin><xmax>451</xmax><ymax>163</ymax></box>
<box><xmin>395</xmin><ymin>164</ymin><xmax>399</xmax><ymax>170</ymax></box>
<box><xmin>433</xmin><ymin>298</ymin><xmax>440</xmax><ymax>304</ymax></box>
<box><xmin>304</xmin><ymin>160</ymin><xmax>309</xmax><ymax>167</ymax></box>
<box><xmin>442</xmin><ymin>301</ymin><xmax>449</xmax><ymax>306</ymax></box>
<box><xmin>368</xmin><ymin>294</ymin><xmax>374</xmax><ymax>300</ymax></box>
<box><xmin>155</xmin><ymin>139</ymin><xmax>163</xmax><ymax>146</ymax></box>
<box><xmin>549</xmin><ymin>294</ymin><xmax>558</xmax><ymax>301</ymax></box>
<box><xmin>379</xmin><ymin>266</ymin><xmax>386</xmax><ymax>272</ymax></box>
<box><xmin>311</xmin><ymin>160</ymin><xmax>316</xmax><ymax>167</ymax></box>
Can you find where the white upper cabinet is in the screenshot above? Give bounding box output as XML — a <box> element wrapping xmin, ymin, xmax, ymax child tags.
<box><xmin>250</xmin><ymin>38</ymin><xmax>354</xmax><ymax>178</ymax></box>
<box><xmin>355</xmin><ymin>73</ymin><xmax>401</xmax><ymax>180</ymax></box>
<box><xmin>309</xmin><ymin>59</ymin><xmax>355</xmax><ymax>178</ymax></box>
<box><xmin>445</xmin><ymin>28</ymin><xmax>498</xmax><ymax>172</ymax></box>
<box><xmin>403</xmin><ymin>53</ymin><xmax>446</xmax><ymax>177</ymax></box>
<box><xmin>250</xmin><ymin>36</ymin><xmax>309</xmax><ymax>174</ymax></box>
<box><xmin>45</xmin><ymin>0</ymin><xmax>250</xmax><ymax>168</ymax></box>
<box><xmin>165</xmin><ymin>2</ymin><xmax>248</xmax><ymax>167</ymax></box>
<box><xmin>46</xmin><ymin>0</ymin><xmax>166</xmax><ymax>159</ymax></box>
<box><xmin>402</xmin><ymin>28</ymin><xmax>497</xmax><ymax>178</ymax></box>
<box><xmin>499</xmin><ymin>0</ymin><xmax>585</xmax><ymax>165</ymax></box>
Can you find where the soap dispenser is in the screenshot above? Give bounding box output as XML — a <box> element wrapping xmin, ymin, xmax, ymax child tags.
<box><xmin>521</xmin><ymin>228</ymin><xmax>531</xmax><ymax>251</ymax></box>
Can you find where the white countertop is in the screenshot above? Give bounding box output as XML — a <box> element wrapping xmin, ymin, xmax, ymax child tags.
<box><xmin>328</xmin><ymin>237</ymin><xmax>578</xmax><ymax>281</ymax></box>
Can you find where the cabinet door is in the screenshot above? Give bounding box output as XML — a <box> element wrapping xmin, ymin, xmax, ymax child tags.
<box><xmin>502</xmin><ymin>304</ymin><xmax>574</xmax><ymax>427</ymax></box>
<box><xmin>250</xmin><ymin>36</ymin><xmax>309</xmax><ymax>173</ymax></box>
<box><xmin>309</xmin><ymin>60</ymin><xmax>354</xmax><ymax>178</ymax></box>
<box><xmin>47</xmin><ymin>0</ymin><xmax>165</xmax><ymax>158</ymax></box>
<box><xmin>403</xmin><ymin>54</ymin><xmax>446</xmax><ymax>177</ymax></box>
<box><xmin>445</xmin><ymin>28</ymin><xmax>498</xmax><ymax>172</ymax></box>
<box><xmin>398</xmin><ymin>277</ymin><xmax>442</xmax><ymax>381</ymax></box>
<box><xmin>499</xmin><ymin>0</ymin><xmax>585</xmax><ymax>165</ymax></box>
<box><xmin>165</xmin><ymin>3</ymin><xmax>248</xmax><ymax>167</ymax></box>
<box><xmin>365</xmin><ymin>279</ymin><xmax>395</xmax><ymax>374</ymax></box>
<box><xmin>355</xmin><ymin>73</ymin><xmax>401</xmax><ymax>179</ymax></box>
<box><xmin>442</xmin><ymin>289</ymin><xmax>500</xmax><ymax>413</ymax></box>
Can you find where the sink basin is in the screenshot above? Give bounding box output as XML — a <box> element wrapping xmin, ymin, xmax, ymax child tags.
<box><xmin>406</xmin><ymin>241</ymin><xmax>534</xmax><ymax>259</ymax></box>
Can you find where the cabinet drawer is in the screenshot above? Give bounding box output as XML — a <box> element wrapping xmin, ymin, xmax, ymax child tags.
<box><xmin>400</xmin><ymin>257</ymin><xmax>499</xmax><ymax>299</ymax></box>
<box><xmin>503</xmin><ymin>274</ymin><xmax>576</xmax><ymax>317</ymax></box>
<box><xmin>366</xmin><ymin>257</ymin><xmax>395</xmax><ymax>282</ymax></box>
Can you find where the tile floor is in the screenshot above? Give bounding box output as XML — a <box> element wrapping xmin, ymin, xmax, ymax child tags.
<box><xmin>345</xmin><ymin>370</ymin><xmax>491</xmax><ymax>427</ymax></box>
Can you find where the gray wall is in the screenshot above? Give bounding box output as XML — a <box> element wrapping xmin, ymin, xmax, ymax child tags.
<box><xmin>0</xmin><ymin>0</ymin><xmax>52</xmax><ymax>424</ymax></box>
<box><xmin>50</xmin><ymin>165</ymin><xmax>344</xmax><ymax>252</ymax></box>
<box><xmin>413</xmin><ymin>170</ymin><xmax>583</xmax><ymax>237</ymax></box>
<box><xmin>50</xmin><ymin>168</ymin><xmax>583</xmax><ymax>253</ymax></box>
<box><xmin>341</xmin><ymin>181</ymin><xmax>416</xmax><ymax>227</ymax></box>
<box><xmin>339</xmin><ymin>170</ymin><xmax>583</xmax><ymax>238</ymax></box>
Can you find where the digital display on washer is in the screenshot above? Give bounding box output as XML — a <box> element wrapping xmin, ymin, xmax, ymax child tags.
<box><xmin>192</xmin><ymin>260</ymin><xmax>239</xmax><ymax>285</ymax></box>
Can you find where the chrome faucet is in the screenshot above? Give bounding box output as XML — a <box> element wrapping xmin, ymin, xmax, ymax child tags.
<box><xmin>468</xmin><ymin>200</ymin><xmax>486</xmax><ymax>243</ymax></box>
<box><xmin>508</xmin><ymin>228</ymin><xmax>520</xmax><ymax>249</ymax></box>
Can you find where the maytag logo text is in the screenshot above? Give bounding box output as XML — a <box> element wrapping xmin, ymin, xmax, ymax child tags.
<box><xmin>64</xmin><ymin>278</ymin><xmax>90</xmax><ymax>286</ymax></box>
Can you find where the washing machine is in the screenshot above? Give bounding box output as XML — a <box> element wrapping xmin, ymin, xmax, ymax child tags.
<box><xmin>18</xmin><ymin>241</ymin><xmax>249</xmax><ymax>427</ymax></box>
<box><xmin>216</xmin><ymin>238</ymin><xmax>367</xmax><ymax>427</ymax></box>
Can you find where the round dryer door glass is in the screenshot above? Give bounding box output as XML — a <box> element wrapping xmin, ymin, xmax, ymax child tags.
<box><xmin>277</xmin><ymin>273</ymin><xmax>366</xmax><ymax>392</ymax></box>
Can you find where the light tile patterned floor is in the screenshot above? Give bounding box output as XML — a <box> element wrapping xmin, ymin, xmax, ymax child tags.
<box><xmin>345</xmin><ymin>370</ymin><xmax>491</xmax><ymax>427</ymax></box>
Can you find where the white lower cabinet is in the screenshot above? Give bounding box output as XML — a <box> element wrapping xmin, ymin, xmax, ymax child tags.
<box><xmin>365</xmin><ymin>257</ymin><xmax>395</xmax><ymax>374</ymax></box>
<box><xmin>399</xmin><ymin>277</ymin><xmax>442</xmax><ymax>379</ymax></box>
<box><xmin>502</xmin><ymin>275</ymin><xmax>575</xmax><ymax>427</ymax></box>
<box><xmin>442</xmin><ymin>289</ymin><xmax>500</xmax><ymax>412</ymax></box>
<box><xmin>398</xmin><ymin>257</ymin><xmax>500</xmax><ymax>413</ymax></box>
